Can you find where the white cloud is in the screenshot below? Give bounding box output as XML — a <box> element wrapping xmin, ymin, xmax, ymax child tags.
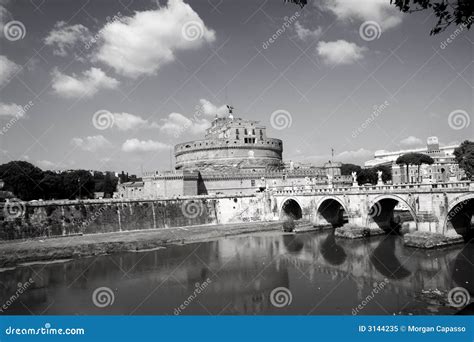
<box><xmin>71</xmin><ymin>135</ymin><xmax>112</xmax><ymax>152</ymax></box>
<box><xmin>0</xmin><ymin>102</ymin><xmax>24</xmax><ymax>117</ymax></box>
<box><xmin>159</xmin><ymin>112</ymin><xmax>210</xmax><ymax>137</ymax></box>
<box><xmin>95</xmin><ymin>0</ymin><xmax>216</xmax><ymax>78</ymax></box>
<box><xmin>294</xmin><ymin>21</ymin><xmax>322</xmax><ymax>40</ymax></box>
<box><xmin>122</xmin><ymin>138</ymin><xmax>170</xmax><ymax>152</ymax></box>
<box><xmin>317</xmin><ymin>40</ymin><xmax>366</xmax><ymax>65</ymax></box>
<box><xmin>52</xmin><ymin>67</ymin><xmax>119</xmax><ymax>98</ymax></box>
<box><xmin>320</xmin><ymin>0</ymin><xmax>403</xmax><ymax>30</ymax></box>
<box><xmin>0</xmin><ymin>55</ymin><xmax>19</xmax><ymax>86</ymax></box>
<box><xmin>400</xmin><ymin>136</ymin><xmax>423</xmax><ymax>146</ymax></box>
<box><xmin>44</xmin><ymin>21</ymin><xmax>92</xmax><ymax>57</ymax></box>
<box><xmin>198</xmin><ymin>99</ymin><xmax>228</xmax><ymax>117</ymax></box>
<box><xmin>112</xmin><ymin>112</ymin><xmax>156</xmax><ymax>131</ymax></box>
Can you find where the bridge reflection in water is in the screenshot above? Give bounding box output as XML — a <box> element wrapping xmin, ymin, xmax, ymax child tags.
<box><xmin>1</xmin><ymin>230</ymin><xmax>472</xmax><ymax>315</ymax></box>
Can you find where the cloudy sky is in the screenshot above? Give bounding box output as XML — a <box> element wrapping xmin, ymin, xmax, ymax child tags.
<box><xmin>0</xmin><ymin>0</ymin><xmax>472</xmax><ymax>174</ymax></box>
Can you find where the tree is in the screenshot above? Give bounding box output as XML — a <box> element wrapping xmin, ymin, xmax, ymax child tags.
<box><xmin>340</xmin><ymin>163</ymin><xmax>362</xmax><ymax>176</ymax></box>
<box><xmin>356</xmin><ymin>165</ymin><xmax>392</xmax><ymax>185</ymax></box>
<box><xmin>62</xmin><ymin>170</ymin><xmax>95</xmax><ymax>199</ymax></box>
<box><xmin>454</xmin><ymin>140</ymin><xmax>474</xmax><ymax>178</ymax></box>
<box><xmin>286</xmin><ymin>0</ymin><xmax>473</xmax><ymax>35</ymax></box>
<box><xmin>396</xmin><ymin>153</ymin><xmax>434</xmax><ymax>183</ymax></box>
<box><xmin>0</xmin><ymin>161</ymin><xmax>44</xmax><ymax>200</ymax></box>
<box><xmin>39</xmin><ymin>171</ymin><xmax>64</xmax><ymax>200</ymax></box>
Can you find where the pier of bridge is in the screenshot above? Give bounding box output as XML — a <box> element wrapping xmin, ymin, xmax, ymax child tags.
<box><xmin>270</xmin><ymin>181</ymin><xmax>474</xmax><ymax>247</ymax></box>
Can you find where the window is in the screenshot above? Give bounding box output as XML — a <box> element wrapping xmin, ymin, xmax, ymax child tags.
<box><xmin>244</xmin><ymin>128</ymin><xmax>248</xmax><ymax>135</ymax></box>
<box><xmin>252</xmin><ymin>129</ymin><xmax>255</xmax><ymax>135</ymax></box>
<box><xmin>236</xmin><ymin>129</ymin><xmax>239</xmax><ymax>134</ymax></box>
<box><xmin>251</xmin><ymin>180</ymin><xmax>256</xmax><ymax>186</ymax></box>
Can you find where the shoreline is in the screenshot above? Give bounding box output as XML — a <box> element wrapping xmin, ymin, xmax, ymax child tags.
<box><xmin>0</xmin><ymin>221</ymin><xmax>283</xmax><ymax>268</ymax></box>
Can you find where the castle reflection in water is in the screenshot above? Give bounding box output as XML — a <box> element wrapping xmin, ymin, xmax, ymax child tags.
<box><xmin>1</xmin><ymin>231</ymin><xmax>472</xmax><ymax>315</ymax></box>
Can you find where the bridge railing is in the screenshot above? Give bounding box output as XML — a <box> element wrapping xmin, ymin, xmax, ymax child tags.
<box><xmin>271</xmin><ymin>181</ymin><xmax>472</xmax><ymax>195</ymax></box>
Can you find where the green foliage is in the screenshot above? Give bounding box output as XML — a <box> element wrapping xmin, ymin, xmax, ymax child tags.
<box><xmin>0</xmin><ymin>161</ymin><xmax>44</xmax><ymax>200</ymax></box>
<box><xmin>454</xmin><ymin>140</ymin><xmax>474</xmax><ymax>178</ymax></box>
<box><xmin>0</xmin><ymin>161</ymin><xmax>120</xmax><ymax>200</ymax></box>
<box><xmin>357</xmin><ymin>165</ymin><xmax>392</xmax><ymax>185</ymax></box>
<box><xmin>340</xmin><ymin>163</ymin><xmax>362</xmax><ymax>176</ymax></box>
<box><xmin>396</xmin><ymin>152</ymin><xmax>434</xmax><ymax>183</ymax></box>
<box><xmin>286</xmin><ymin>0</ymin><xmax>473</xmax><ymax>35</ymax></box>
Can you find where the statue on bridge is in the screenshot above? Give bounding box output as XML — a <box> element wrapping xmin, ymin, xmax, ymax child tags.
<box><xmin>351</xmin><ymin>172</ymin><xmax>358</xmax><ymax>186</ymax></box>
<box><xmin>377</xmin><ymin>170</ymin><xmax>384</xmax><ymax>186</ymax></box>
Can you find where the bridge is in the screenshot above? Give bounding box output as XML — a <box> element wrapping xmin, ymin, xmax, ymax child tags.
<box><xmin>268</xmin><ymin>181</ymin><xmax>474</xmax><ymax>241</ymax></box>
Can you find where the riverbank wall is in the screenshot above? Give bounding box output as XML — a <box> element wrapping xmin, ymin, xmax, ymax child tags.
<box><xmin>0</xmin><ymin>194</ymin><xmax>271</xmax><ymax>241</ymax></box>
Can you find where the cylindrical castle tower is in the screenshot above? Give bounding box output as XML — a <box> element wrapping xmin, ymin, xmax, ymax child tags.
<box><xmin>174</xmin><ymin>115</ymin><xmax>283</xmax><ymax>171</ymax></box>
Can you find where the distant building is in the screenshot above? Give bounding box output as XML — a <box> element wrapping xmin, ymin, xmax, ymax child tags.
<box><xmin>364</xmin><ymin>137</ymin><xmax>464</xmax><ymax>184</ymax></box>
<box><xmin>117</xmin><ymin>110</ymin><xmax>350</xmax><ymax>199</ymax></box>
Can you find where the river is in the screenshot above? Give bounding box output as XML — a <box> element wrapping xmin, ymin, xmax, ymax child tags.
<box><xmin>1</xmin><ymin>230</ymin><xmax>472</xmax><ymax>315</ymax></box>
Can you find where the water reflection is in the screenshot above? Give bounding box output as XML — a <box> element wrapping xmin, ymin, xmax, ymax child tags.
<box><xmin>370</xmin><ymin>237</ymin><xmax>411</xmax><ymax>280</ymax></box>
<box><xmin>0</xmin><ymin>230</ymin><xmax>470</xmax><ymax>315</ymax></box>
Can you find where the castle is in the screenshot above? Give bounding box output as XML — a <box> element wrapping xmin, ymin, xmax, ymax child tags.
<box><xmin>117</xmin><ymin>109</ymin><xmax>350</xmax><ymax>199</ymax></box>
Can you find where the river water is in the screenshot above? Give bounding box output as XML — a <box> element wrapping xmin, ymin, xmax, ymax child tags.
<box><xmin>1</xmin><ymin>230</ymin><xmax>472</xmax><ymax>315</ymax></box>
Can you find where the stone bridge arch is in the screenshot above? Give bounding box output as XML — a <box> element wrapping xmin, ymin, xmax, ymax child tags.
<box><xmin>366</xmin><ymin>194</ymin><xmax>418</xmax><ymax>233</ymax></box>
<box><xmin>314</xmin><ymin>196</ymin><xmax>350</xmax><ymax>228</ymax></box>
<box><xmin>279</xmin><ymin>197</ymin><xmax>304</xmax><ymax>220</ymax></box>
<box><xmin>445</xmin><ymin>193</ymin><xmax>474</xmax><ymax>240</ymax></box>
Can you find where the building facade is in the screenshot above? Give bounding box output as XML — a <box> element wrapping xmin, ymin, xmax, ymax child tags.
<box><xmin>365</xmin><ymin>137</ymin><xmax>464</xmax><ymax>184</ymax></box>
